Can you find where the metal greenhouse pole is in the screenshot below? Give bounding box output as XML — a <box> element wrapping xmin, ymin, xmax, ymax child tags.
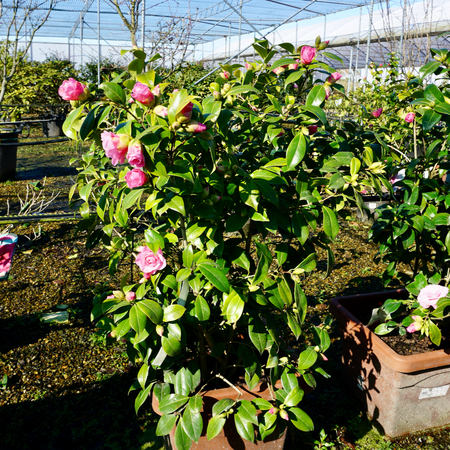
<box><xmin>141</xmin><ymin>0</ymin><xmax>146</xmax><ymax>50</ymax></box>
<box><xmin>97</xmin><ymin>0</ymin><xmax>101</xmax><ymax>85</ymax></box>
<box><xmin>364</xmin><ymin>0</ymin><xmax>375</xmax><ymax>79</ymax></box>
<box><xmin>353</xmin><ymin>6</ymin><xmax>363</xmax><ymax>89</ymax></box>
<box><xmin>399</xmin><ymin>0</ymin><xmax>407</xmax><ymax>67</ymax></box>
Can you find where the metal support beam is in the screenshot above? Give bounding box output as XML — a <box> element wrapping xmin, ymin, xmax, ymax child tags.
<box><xmin>97</xmin><ymin>0</ymin><xmax>100</xmax><ymax>85</ymax></box>
<box><xmin>238</xmin><ymin>0</ymin><xmax>243</xmax><ymax>64</ymax></box>
<box><xmin>348</xmin><ymin>45</ymin><xmax>353</xmax><ymax>93</ymax></box>
<box><xmin>353</xmin><ymin>6</ymin><xmax>363</xmax><ymax>90</ymax></box>
<box><xmin>68</xmin><ymin>0</ymin><xmax>95</xmax><ymax>40</ymax></box>
<box><xmin>399</xmin><ymin>0</ymin><xmax>407</xmax><ymax>67</ymax></box>
<box><xmin>141</xmin><ymin>0</ymin><xmax>146</xmax><ymax>50</ymax></box>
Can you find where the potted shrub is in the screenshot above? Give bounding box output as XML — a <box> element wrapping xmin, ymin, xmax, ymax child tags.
<box><xmin>331</xmin><ymin>48</ymin><xmax>450</xmax><ymax>438</ymax></box>
<box><xmin>61</xmin><ymin>39</ymin><xmax>383</xmax><ymax>449</ymax></box>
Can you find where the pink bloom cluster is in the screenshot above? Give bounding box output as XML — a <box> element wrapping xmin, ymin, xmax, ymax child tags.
<box><xmin>58</xmin><ymin>78</ymin><xmax>90</xmax><ymax>101</ymax></box>
<box><xmin>135</xmin><ymin>246</ymin><xmax>167</xmax><ymax>279</ymax></box>
<box><xmin>417</xmin><ymin>284</ymin><xmax>449</xmax><ymax>309</ymax></box>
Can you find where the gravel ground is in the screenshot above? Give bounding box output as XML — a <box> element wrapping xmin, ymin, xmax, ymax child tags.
<box><xmin>1</xmin><ymin>142</ymin><xmax>450</xmax><ymax>450</ymax></box>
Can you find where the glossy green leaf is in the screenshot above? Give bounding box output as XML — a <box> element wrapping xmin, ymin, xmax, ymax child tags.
<box><xmin>161</xmin><ymin>334</ymin><xmax>182</xmax><ymax>356</ymax></box>
<box><xmin>207</xmin><ymin>415</ymin><xmax>226</xmax><ymax>440</ymax></box>
<box><xmin>322</xmin><ymin>205</ymin><xmax>339</xmax><ymax>239</ymax></box>
<box><xmin>297</xmin><ymin>347</ymin><xmax>318</xmax><ymax>370</ymax></box>
<box><xmin>198</xmin><ymin>263</ymin><xmax>230</xmax><ymax>293</ymax></box>
<box><xmin>305</xmin><ymin>85</ymin><xmax>326</xmax><ymax>106</ymax></box>
<box><xmin>248</xmin><ymin>316</ymin><xmax>267</xmax><ymax>354</ymax></box>
<box><xmin>290</xmin><ymin>407</ymin><xmax>314</xmax><ymax>432</ymax></box>
<box><xmin>158</xmin><ymin>394</ymin><xmax>189</xmax><ymax>414</ymax></box>
<box><xmin>287</xmin><ymin>133</ymin><xmax>308</xmax><ymax>169</ymax></box>
<box><xmin>156</xmin><ymin>414</ymin><xmax>177</xmax><ymax>436</ymax></box>
<box><xmin>284</xmin><ymin>386</ymin><xmax>304</xmax><ymax>407</ymax></box>
<box><xmin>174</xmin><ymin>422</ymin><xmax>192</xmax><ymax>450</ymax></box>
<box><xmin>182</xmin><ymin>406</ymin><xmax>203</xmax><ymax>443</ymax></box>
<box><xmin>163</xmin><ymin>304</ymin><xmax>186</xmax><ymax>322</ymax></box>
<box><xmin>100</xmin><ymin>82</ymin><xmax>126</xmax><ymax>104</ymax></box>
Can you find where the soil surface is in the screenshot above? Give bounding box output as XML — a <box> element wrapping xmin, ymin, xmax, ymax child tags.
<box><xmin>381</xmin><ymin>331</ymin><xmax>450</xmax><ymax>356</ymax></box>
<box><xmin>1</xmin><ymin>139</ymin><xmax>450</xmax><ymax>449</ymax></box>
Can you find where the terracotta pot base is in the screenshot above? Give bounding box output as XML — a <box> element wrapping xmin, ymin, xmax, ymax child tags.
<box><xmin>331</xmin><ymin>290</ymin><xmax>450</xmax><ymax>438</ymax></box>
<box><xmin>153</xmin><ymin>381</ymin><xmax>297</xmax><ymax>450</ymax></box>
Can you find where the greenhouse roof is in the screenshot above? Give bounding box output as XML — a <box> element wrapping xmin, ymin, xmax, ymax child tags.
<box><xmin>3</xmin><ymin>0</ymin><xmax>383</xmax><ymax>45</ymax></box>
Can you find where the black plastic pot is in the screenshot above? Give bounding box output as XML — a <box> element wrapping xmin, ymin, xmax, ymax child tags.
<box><xmin>0</xmin><ymin>130</ymin><xmax>20</xmax><ymax>182</ymax></box>
<box><xmin>41</xmin><ymin>115</ymin><xmax>65</xmax><ymax>137</ymax></box>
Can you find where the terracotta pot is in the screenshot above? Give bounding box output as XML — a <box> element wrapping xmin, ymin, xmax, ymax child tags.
<box><xmin>152</xmin><ymin>379</ymin><xmax>307</xmax><ymax>450</ymax></box>
<box><xmin>330</xmin><ymin>290</ymin><xmax>450</xmax><ymax>437</ymax></box>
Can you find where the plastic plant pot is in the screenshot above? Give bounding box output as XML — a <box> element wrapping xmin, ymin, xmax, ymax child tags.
<box><xmin>0</xmin><ymin>233</ymin><xmax>18</xmax><ymax>281</ymax></box>
<box><xmin>330</xmin><ymin>290</ymin><xmax>450</xmax><ymax>437</ymax></box>
<box><xmin>0</xmin><ymin>130</ymin><xmax>20</xmax><ymax>182</ymax></box>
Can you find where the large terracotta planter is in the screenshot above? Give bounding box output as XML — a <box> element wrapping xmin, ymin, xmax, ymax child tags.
<box><xmin>330</xmin><ymin>290</ymin><xmax>450</xmax><ymax>437</ymax></box>
<box><xmin>152</xmin><ymin>380</ymin><xmax>298</xmax><ymax>450</ymax></box>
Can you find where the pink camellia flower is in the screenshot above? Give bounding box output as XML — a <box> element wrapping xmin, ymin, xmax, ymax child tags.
<box><xmin>127</xmin><ymin>141</ymin><xmax>146</xmax><ymax>168</ymax></box>
<box><xmin>405</xmin><ymin>112</ymin><xmax>415</xmax><ymax>123</ymax></box>
<box><xmin>176</xmin><ymin>102</ymin><xmax>193</xmax><ymax>123</ymax></box>
<box><xmin>406</xmin><ymin>315</ymin><xmax>423</xmax><ymax>333</ymax></box>
<box><xmin>101</xmin><ymin>131</ymin><xmax>130</xmax><ymax>166</ymax></box>
<box><xmin>131</xmin><ymin>82</ymin><xmax>155</xmax><ymax>106</ymax></box>
<box><xmin>126</xmin><ymin>292</ymin><xmax>136</xmax><ymax>301</ymax></box>
<box><xmin>106</xmin><ymin>294</ymin><xmax>115</xmax><ymax>299</ymax></box>
<box><xmin>125</xmin><ymin>168</ymin><xmax>149</xmax><ymax>189</ymax></box>
<box><xmin>0</xmin><ymin>238</ymin><xmax>16</xmax><ymax>276</ymax></box>
<box><xmin>372</xmin><ymin>108</ymin><xmax>383</xmax><ymax>118</ymax></box>
<box><xmin>58</xmin><ymin>78</ymin><xmax>89</xmax><ymax>101</ymax></box>
<box><xmin>308</xmin><ymin>125</ymin><xmax>318</xmax><ymax>135</ymax></box>
<box><xmin>326</xmin><ymin>72</ymin><xmax>342</xmax><ymax>85</ymax></box>
<box><xmin>245</xmin><ymin>62</ymin><xmax>252</xmax><ymax>70</ymax></box>
<box><xmin>269</xmin><ymin>407</ymin><xmax>277</xmax><ymax>415</ymax></box>
<box><xmin>154</xmin><ymin>105</ymin><xmax>168</xmax><ymax>117</ymax></box>
<box><xmin>324</xmin><ymin>85</ymin><xmax>331</xmax><ymax>100</ymax></box>
<box><xmin>300</xmin><ymin>46</ymin><xmax>317</xmax><ymax>65</ymax></box>
<box><xmin>185</xmin><ymin>120</ymin><xmax>207</xmax><ymax>134</ymax></box>
<box><xmin>289</xmin><ymin>60</ymin><xmax>299</xmax><ymax>70</ymax></box>
<box><xmin>418</xmin><ymin>284</ymin><xmax>449</xmax><ymax>309</ymax></box>
<box><xmin>221</xmin><ymin>71</ymin><xmax>230</xmax><ymax>79</ymax></box>
<box><xmin>135</xmin><ymin>246</ymin><xmax>166</xmax><ymax>278</ymax></box>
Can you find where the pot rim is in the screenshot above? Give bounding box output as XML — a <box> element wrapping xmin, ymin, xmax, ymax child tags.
<box><xmin>331</xmin><ymin>290</ymin><xmax>450</xmax><ymax>373</ymax></box>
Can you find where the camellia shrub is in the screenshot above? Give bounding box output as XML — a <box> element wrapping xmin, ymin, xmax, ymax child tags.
<box><xmin>62</xmin><ymin>40</ymin><xmax>385</xmax><ymax>448</ymax></box>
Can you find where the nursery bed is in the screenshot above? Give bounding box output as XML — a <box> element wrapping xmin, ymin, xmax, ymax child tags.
<box><xmin>1</xmin><ymin>142</ymin><xmax>450</xmax><ymax>449</ymax></box>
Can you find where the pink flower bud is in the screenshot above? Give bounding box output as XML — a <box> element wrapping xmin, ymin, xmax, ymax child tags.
<box><xmin>300</xmin><ymin>46</ymin><xmax>317</xmax><ymax>65</ymax></box>
<box><xmin>273</xmin><ymin>65</ymin><xmax>287</xmax><ymax>75</ymax></box>
<box><xmin>279</xmin><ymin>410</ymin><xmax>289</xmax><ymax>421</ymax></box>
<box><xmin>154</xmin><ymin>105</ymin><xmax>168</xmax><ymax>117</ymax></box>
<box><xmin>106</xmin><ymin>294</ymin><xmax>115</xmax><ymax>299</ymax></box>
<box><xmin>324</xmin><ymin>85</ymin><xmax>331</xmax><ymax>100</ymax></box>
<box><xmin>152</xmin><ymin>84</ymin><xmax>161</xmax><ymax>96</ymax></box>
<box><xmin>176</xmin><ymin>102</ymin><xmax>193</xmax><ymax>123</ymax></box>
<box><xmin>126</xmin><ymin>292</ymin><xmax>136</xmax><ymax>301</ymax></box>
<box><xmin>131</xmin><ymin>82</ymin><xmax>155</xmax><ymax>106</ymax></box>
<box><xmin>221</xmin><ymin>71</ymin><xmax>230</xmax><ymax>79</ymax></box>
<box><xmin>125</xmin><ymin>168</ymin><xmax>149</xmax><ymax>189</ymax></box>
<box><xmin>245</xmin><ymin>62</ymin><xmax>252</xmax><ymax>70</ymax></box>
<box><xmin>371</xmin><ymin>108</ymin><xmax>383</xmax><ymax>118</ymax></box>
<box><xmin>156</xmin><ymin>325</ymin><xmax>164</xmax><ymax>336</ymax></box>
<box><xmin>58</xmin><ymin>78</ymin><xmax>90</xmax><ymax>101</ymax></box>
<box><xmin>404</xmin><ymin>112</ymin><xmax>415</xmax><ymax>123</ymax></box>
<box><xmin>308</xmin><ymin>125</ymin><xmax>318</xmax><ymax>135</ymax></box>
<box><xmin>326</xmin><ymin>72</ymin><xmax>342</xmax><ymax>85</ymax></box>
<box><xmin>185</xmin><ymin>120</ymin><xmax>207</xmax><ymax>134</ymax></box>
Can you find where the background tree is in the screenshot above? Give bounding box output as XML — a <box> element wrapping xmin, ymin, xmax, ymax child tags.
<box><xmin>0</xmin><ymin>0</ymin><xmax>57</xmax><ymax>104</ymax></box>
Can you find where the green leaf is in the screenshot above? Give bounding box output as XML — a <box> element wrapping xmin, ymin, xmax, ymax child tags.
<box><xmin>297</xmin><ymin>347</ymin><xmax>318</xmax><ymax>370</ymax></box>
<box><xmin>424</xmin><ymin>84</ymin><xmax>445</xmax><ymax>103</ymax></box>
<box><xmin>162</xmin><ymin>334</ymin><xmax>182</xmax><ymax>356</ymax></box>
<box><xmin>286</xmin><ymin>133</ymin><xmax>308</xmax><ymax>169</ymax></box>
<box><xmin>429</xmin><ymin>321</ymin><xmax>442</xmax><ymax>346</ymax></box>
<box><xmin>123</xmin><ymin>189</ymin><xmax>144</xmax><ymax>210</ymax></box>
<box><xmin>100</xmin><ymin>82</ymin><xmax>126</xmax><ymax>104</ymax></box>
<box><xmin>174</xmin><ymin>422</ymin><xmax>192</xmax><ymax>450</ymax></box>
<box><xmin>137</xmin><ymin>299</ymin><xmax>163</xmax><ymax>324</ymax></box>
<box><xmin>207</xmin><ymin>415</ymin><xmax>226</xmax><ymax>440</ymax></box>
<box><xmin>422</xmin><ymin>109</ymin><xmax>442</xmax><ymax>131</ymax></box>
<box><xmin>227</xmin><ymin>85</ymin><xmax>260</xmax><ymax>96</ymax></box>
<box><xmin>166</xmin><ymin>195</ymin><xmax>186</xmax><ymax>215</ymax></box>
<box><xmin>419</xmin><ymin>61</ymin><xmax>441</xmax><ymax>80</ymax></box>
<box><xmin>322</xmin><ymin>205</ymin><xmax>339</xmax><ymax>239</ymax></box>
<box><xmin>223</xmin><ymin>289</ymin><xmax>245</xmax><ymax>324</ymax></box>
<box><xmin>156</xmin><ymin>414</ymin><xmax>177</xmax><ymax>436</ymax></box>
<box><xmin>135</xmin><ymin>382</ymin><xmax>153</xmax><ymax>415</ymax></box>
<box><xmin>129</xmin><ymin>304</ymin><xmax>147</xmax><ymax>334</ymax></box>
<box><xmin>194</xmin><ymin>295</ymin><xmax>210</xmax><ymax>321</ymax></box>
<box><xmin>158</xmin><ymin>394</ymin><xmax>189</xmax><ymax>414</ymax></box>
<box><xmin>163</xmin><ymin>304</ymin><xmax>186</xmax><ymax>322</ymax></box>
<box><xmin>198</xmin><ymin>263</ymin><xmax>230</xmax><ymax>293</ymax></box>
<box><xmin>305</xmin><ymin>85</ymin><xmax>326</xmax><ymax>106</ymax></box>
<box><xmin>182</xmin><ymin>406</ymin><xmax>203</xmax><ymax>443</ymax></box>
<box><xmin>284</xmin><ymin>386</ymin><xmax>304</xmax><ymax>407</ymax></box>
<box><xmin>234</xmin><ymin>413</ymin><xmax>255</xmax><ymax>443</ymax></box>
<box><xmin>79</xmin><ymin>105</ymin><xmax>99</xmax><ymax>141</ymax></box>
<box><xmin>248</xmin><ymin>316</ymin><xmax>267</xmax><ymax>354</ymax></box>
<box><xmin>212</xmin><ymin>399</ymin><xmax>235</xmax><ymax>416</ymax></box>
<box><xmin>290</xmin><ymin>407</ymin><xmax>314</xmax><ymax>432</ymax></box>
